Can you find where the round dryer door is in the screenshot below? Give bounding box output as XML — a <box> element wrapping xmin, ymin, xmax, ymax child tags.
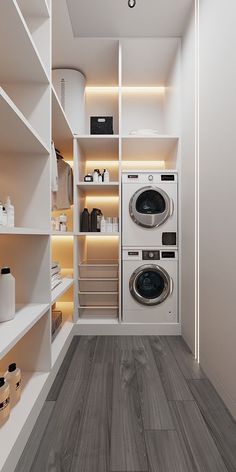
<box><xmin>129</xmin><ymin>186</ymin><xmax>172</xmax><ymax>228</ymax></box>
<box><xmin>129</xmin><ymin>264</ymin><xmax>171</xmax><ymax>306</ymax></box>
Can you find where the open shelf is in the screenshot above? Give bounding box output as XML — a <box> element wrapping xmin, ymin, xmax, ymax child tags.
<box><xmin>85</xmin><ymin>87</ymin><xmax>119</xmax><ymax>135</ymax></box>
<box><xmin>0</xmin><ymin>227</ymin><xmax>50</xmax><ymax>235</ymax></box>
<box><xmin>51</xmin><ymin>320</ymin><xmax>73</xmax><ymax>366</ymax></box>
<box><xmin>76</xmin><ymin>135</ymin><xmax>119</xmax><ymax>160</ymax></box>
<box><xmin>0</xmin><ymin>304</ymin><xmax>49</xmax><ymax>360</ymax></box>
<box><xmin>51</xmin><ymin>231</ymin><xmax>74</xmax><ymax>236</ymax></box>
<box><xmin>52</xmin><ymin>86</ymin><xmax>74</xmax><ymax>157</ymax></box>
<box><xmin>0</xmin><ymin>370</ymin><xmax>49</xmax><ymax>472</ymax></box>
<box><xmin>77</xmin><ymin>135</ymin><xmax>119</xmax><ymax>139</ymax></box>
<box><xmin>77</xmin><ymin>232</ymin><xmax>119</xmax><ymax>236</ymax></box>
<box><xmin>79</xmin><ymin>259</ymin><xmax>118</xmax><ymax>266</ymax></box>
<box><xmin>77</xmin><ymin>182</ymin><xmax>119</xmax><ymax>196</ymax></box>
<box><xmin>0</xmin><ymin>0</ymin><xmax>49</xmax><ymax>84</ymax></box>
<box><xmin>0</xmin><ymin>88</ymin><xmax>49</xmax><ymax>154</ymax></box>
<box><xmin>78</xmin><ymin>319</ymin><xmax>118</xmax><ymax>324</ymax></box>
<box><xmin>51</xmin><ymin>278</ymin><xmax>74</xmax><ymax>304</ymax></box>
<box><xmin>122</xmin><ymin>135</ymin><xmax>179</xmax><ymax>169</ymax></box>
<box><xmin>121</xmin><ymin>38</ymin><xmax>179</xmax><ymax>86</ymax></box>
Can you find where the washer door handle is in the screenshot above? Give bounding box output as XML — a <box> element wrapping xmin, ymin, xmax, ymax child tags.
<box><xmin>170</xmin><ymin>198</ymin><xmax>174</xmax><ymax>217</ymax></box>
<box><xmin>169</xmin><ymin>277</ymin><xmax>174</xmax><ymax>295</ymax></box>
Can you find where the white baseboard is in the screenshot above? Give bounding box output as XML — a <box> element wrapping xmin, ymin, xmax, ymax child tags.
<box><xmin>74</xmin><ymin>322</ymin><xmax>181</xmax><ymax>336</ymax></box>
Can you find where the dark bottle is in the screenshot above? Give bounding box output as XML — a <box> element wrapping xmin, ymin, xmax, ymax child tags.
<box><xmin>81</xmin><ymin>208</ymin><xmax>90</xmax><ymax>232</ymax></box>
<box><xmin>91</xmin><ymin>208</ymin><xmax>100</xmax><ymax>232</ymax></box>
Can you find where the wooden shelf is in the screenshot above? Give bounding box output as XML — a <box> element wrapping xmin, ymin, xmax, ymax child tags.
<box><xmin>52</xmin><ymin>86</ymin><xmax>74</xmax><ymax>157</ymax></box>
<box><xmin>0</xmin><ymin>304</ymin><xmax>49</xmax><ymax>360</ymax></box>
<box><xmin>51</xmin><ymin>278</ymin><xmax>74</xmax><ymax>304</ymax></box>
<box><xmin>0</xmin><ymin>0</ymin><xmax>49</xmax><ymax>83</ymax></box>
<box><xmin>0</xmin><ymin>88</ymin><xmax>49</xmax><ymax>154</ymax></box>
<box><xmin>77</xmin><ymin>182</ymin><xmax>119</xmax><ymax>196</ymax></box>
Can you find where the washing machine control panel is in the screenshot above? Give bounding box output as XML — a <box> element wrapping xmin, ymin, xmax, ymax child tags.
<box><xmin>142</xmin><ymin>250</ymin><xmax>160</xmax><ymax>260</ymax></box>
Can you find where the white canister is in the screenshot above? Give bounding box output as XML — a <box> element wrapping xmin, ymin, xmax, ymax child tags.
<box><xmin>0</xmin><ymin>268</ymin><xmax>15</xmax><ymax>322</ymax></box>
<box><xmin>103</xmin><ymin>169</ymin><xmax>110</xmax><ymax>183</ymax></box>
<box><xmin>112</xmin><ymin>217</ymin><xmax>119</xmax><ymax>233</ymax></box>
<box><xmin>106</xmin><ymin>217</ymin><xmax>113</xmax><ymax>233</ymax></box>
<box><xmin>52</xmin><ymin>69</ymin><xmax>86</xmax><ymax>135</ymax></box>
<box><xmin>100</xmin><ymin>217</ymin><xmax>106</xmax><ymax>233</ymax></box>
<box><xmin>93</xmin><ymin>170</ymin><xmax>99</xmax><ymax>183</ymax></box>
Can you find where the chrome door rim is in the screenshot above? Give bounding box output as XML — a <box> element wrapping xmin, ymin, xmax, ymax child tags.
<box><xmin>129</xmin><ymin>264</ymin><xmax>171</xmax><ymax>306</ymax></box>
<box><xmin>129</xmin><ymin>186</ymin><xmax>172</xmax><ymax>228</ymax></box>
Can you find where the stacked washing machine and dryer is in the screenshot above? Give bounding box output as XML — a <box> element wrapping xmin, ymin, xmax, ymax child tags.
<box><xmin>122</xmin><ymin>171</ymin><xmax>178</xmax><ymax>325</ymax></box>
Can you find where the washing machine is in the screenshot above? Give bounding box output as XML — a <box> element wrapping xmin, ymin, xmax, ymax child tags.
<box><xmin>122</xmin><ymin>248</ymin><xmax>178</xmax><ymax>323</ymax></box>
<box><xmin>122</xmin><ymin>171</ymin><xmax>178</xmax><ymax>247</ymax></box>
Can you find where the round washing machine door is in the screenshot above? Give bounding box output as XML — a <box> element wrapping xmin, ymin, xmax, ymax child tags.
<box><xmin>129</xmin><ymin>264</ymin><xmax>172</xmax><ymax>306</ymax></box>
<box><xmin>129</xmin><ymin>186</ymin><xmax>172</xmax><ymax>228</ymax></box>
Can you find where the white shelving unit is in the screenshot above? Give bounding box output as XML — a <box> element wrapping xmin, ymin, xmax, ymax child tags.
<box><xmin>0</xmin><ymin>0</ymin><xmax>49</xmax><ymax>84</ymax></box>
<box><xmin>0</xmin><ymin>3</ymin><xmax>185</xmax><ymax>468</ymax></box>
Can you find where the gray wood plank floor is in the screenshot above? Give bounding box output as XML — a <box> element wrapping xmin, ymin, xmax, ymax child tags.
<box><xmin>15</xmin><ymin>336</ymin><xmax>236</xmax><ymax>472</ymax></box>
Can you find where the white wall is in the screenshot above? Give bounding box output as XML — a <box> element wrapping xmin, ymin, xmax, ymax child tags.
<box><xmin>180</xmin><ymin>5</ymin><xmax>196</xmax><ymax>353</ymax></box>
<box><xmin>199</xmin><ymin>0</ymin><xmax>236</xmax><ymax>418</ymax></box>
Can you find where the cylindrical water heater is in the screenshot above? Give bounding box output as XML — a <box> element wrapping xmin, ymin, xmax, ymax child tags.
<box><xmin>52</xmin><ymin>68</ymin><xmax>86</xmax><ymax>135</ymax></box>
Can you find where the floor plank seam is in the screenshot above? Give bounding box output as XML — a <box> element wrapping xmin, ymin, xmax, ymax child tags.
<box><xmin>133</xmin><ymin>350</ymin><xmax>152</xmax><ymax>472</ymax></box>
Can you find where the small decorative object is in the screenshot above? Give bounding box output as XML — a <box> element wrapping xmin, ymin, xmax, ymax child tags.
<box><xmin>5</xmin><ymin>363</ymin><xmax>21</xmax><ymax>407</ymax></box>
<box><xmin>84</xmin><ymin>174</ymin><xmax>93</xmax><ymax>182</ymax></box>
<box><xmin>90</xmin><ymin>116</ymin><xmax>113</xmax><ymax>135</ymax></box>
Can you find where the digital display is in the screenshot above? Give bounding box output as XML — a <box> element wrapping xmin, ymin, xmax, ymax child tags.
<box><xmin>162</xmin><ymin>252</ymin><xmax>175</xmax><ymax>258</ymax></box>
<box><xmin>161</xmin><ymin>175</ymin><xmax>175</xmax><ymax>181</ymax></box>
<box><xmin>128</xmin><ymin>251</ymin><xmax>139</xmax><ymax>256</ymax></box>
<box><xmin>128</xmin><ymin>175</ymin><xmax>138</xmax><ymax>179</ymax></box>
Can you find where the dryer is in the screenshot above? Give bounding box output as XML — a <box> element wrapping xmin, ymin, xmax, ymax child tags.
<box><xmin>122</xmin><ymin>248</ymin><xmax>178</xmax><ymax>324</ymax></box>
<box><xmin>122</xmin><ymin>171</ymin><xmax>178</xmax><ymax>247</ymax></box>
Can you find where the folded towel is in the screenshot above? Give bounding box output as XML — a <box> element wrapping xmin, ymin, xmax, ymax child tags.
<box><xmin>129</xmin><ymin>128</ymin><xmax>159</xmax><ymax>136</ymax></box>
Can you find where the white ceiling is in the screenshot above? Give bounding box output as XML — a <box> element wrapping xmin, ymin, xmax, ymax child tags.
<box><xmin>66</xmin><ymin>0</ymin><xmax>193</xmax><ymax>38</ymax></box>
<box><xmin>52</xmin><ymin>0</ymin><xmax>192</xmax><ymax>85</ymax></box>
<box><xmin>52</xmin><ymin>0</ymin><xmax>119</xmax><ymax>85</ymax></box>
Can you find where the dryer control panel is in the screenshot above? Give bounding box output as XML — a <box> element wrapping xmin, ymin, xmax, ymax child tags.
<box><xmin>122</xmin><ymin>171</ymin><xmax>178</xmax><ymax>184</ymax></box>
<box><xmin>142</xmin><ymin>250</ymin><xmax>160</xmax><ymax>260</ymax></box>
<box><xmin>123</xmin><ymin>249</ymin><xmax>178</xmax><ymax>261</ymax></box>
